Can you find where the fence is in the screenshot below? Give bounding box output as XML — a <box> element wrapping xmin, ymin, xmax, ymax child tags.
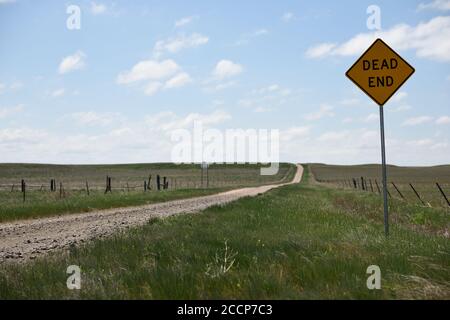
<box><xmin>0</xmin><ymin>167</ymin><xmax>296</xmax><ymax>202</ymax></box>
<box><xmin>316</xmin><ymin>176</ymin><xmax>450</xmax><ymax>208</ymax></box>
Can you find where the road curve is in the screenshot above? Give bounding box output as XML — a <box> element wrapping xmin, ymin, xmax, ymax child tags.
<box><xmin>0</xmin><ymin>165</ymin><xmax>303</xmax><ymax>263</ymax></box>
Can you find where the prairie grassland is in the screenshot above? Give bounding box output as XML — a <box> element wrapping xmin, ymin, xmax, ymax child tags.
<box><xmin>0</xmin><ymin>163</ymin><xmax>295</xmax><ymax>222</ymax></box>
<box><xmin>310</xmin><ymin>164</ymin><xmax>450</xmax><ymax>207</ymax></box>
<box><xmin>0</xmin><ymin>166</ymin><xmax>448</xmax><ymax>300</ymax></box>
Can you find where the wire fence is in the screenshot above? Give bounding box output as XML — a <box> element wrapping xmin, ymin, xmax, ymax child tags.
<box><xmin>316</xmin><ymin>176</ymin><xmax>450</xmax><ymax>208</ymax></box>
<box><xmin>0</xmin><ymin>167</ymin><xmax>296</xmax><ymax>203</ymax></box>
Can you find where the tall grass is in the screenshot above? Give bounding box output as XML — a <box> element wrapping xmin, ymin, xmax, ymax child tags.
<box><xmin>0</xmin><ymin>166</ymin><xmax>448</xmax><ymax>299</ymax></box>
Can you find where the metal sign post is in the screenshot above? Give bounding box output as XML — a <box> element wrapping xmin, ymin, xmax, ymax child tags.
<box><xmin>379</xmin><ymin>106</ymin><xmax>389</xmax><ymax>236</ymax></box>
<box><xmin>346</xmin><ymin>38</ymin><xmax>415</xmax><ymax>237</ymax></box>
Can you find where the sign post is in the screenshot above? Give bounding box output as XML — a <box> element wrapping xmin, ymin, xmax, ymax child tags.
<box><xmin>346</xmin><ymin>38</ymin><xmax>415</xmax><ymax>237</ymax></box>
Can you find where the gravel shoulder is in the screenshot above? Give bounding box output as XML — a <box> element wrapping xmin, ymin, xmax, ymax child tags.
<box><xmin>0</xmin><ymin>165</ymin><xmax>303</xmax><ymax>263</ymax></box>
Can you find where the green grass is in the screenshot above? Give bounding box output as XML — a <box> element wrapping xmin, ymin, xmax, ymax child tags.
<box><xmin>0</xmin><ymin>188</ymin><xmax>225</xmax><ymax>223</ymax></box>
<box><xmin>0</xmin><ymin>163</ymin><xmax>296</xmax><ymax>222</ymax></box>
<box><xmin>0</xmin><ymin>163</ymin><xmax>295</xmax><ymax>190</ymax></box>
<box><xmin>1</xmin><ymin>166</ymin><xmax>448</xmax><ymax>300</ymax></box>
<box><xmin>310</xmin><ymin>163</ymin><xmax>450</xmax><ymax>207</ymax></box>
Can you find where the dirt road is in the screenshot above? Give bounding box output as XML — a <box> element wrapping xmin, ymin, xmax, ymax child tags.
<box><xmin>0</xmin><ymin>165</ymin><xmax>303</xmax><ymax>263</ymax></box>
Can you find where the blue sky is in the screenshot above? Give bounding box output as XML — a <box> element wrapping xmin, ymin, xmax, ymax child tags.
<box><xmin>0</xmin><ymin>0</ymin><xmax>449</xmax><ymax>165</ymax></box>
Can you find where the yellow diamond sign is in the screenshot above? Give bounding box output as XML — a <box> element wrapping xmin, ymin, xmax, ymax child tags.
<box><xmin>346</xmin><ymin>38</ymin><xmax>415</xmax><ymax>106</ymax></box>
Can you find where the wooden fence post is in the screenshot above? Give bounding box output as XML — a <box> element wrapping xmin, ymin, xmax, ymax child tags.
<box><xmin>375</xmin><ymin>180</ymin><xmax>381</xmax><ymax>194</ymax></box>
<box><xmin>157</xmin><ymin>175</ymin><xmax>161</xmax><ymax>191</ymax></box>
<box><xmin>391</xmin><ymin>182</ymin><xmax>405</xmax><ymax>199</ymax></box>
<box><xmin>86</xmin><ymin>181</ymin><xmax>90</xmax><ymax>196</ymax></box>
<box><xmin>361</xmin><ymin>177</ymin><xmax>365</xmax><ymax>191</ymax></box>
<box><xmin>409</xmin><ymin>183</ymin><xmax>425</xmax><ymax>206</ymax></box>
<box><xmin>104</xmin><ymin>176</ymin><xmax>112</xmax><ymax>194</ymax></box>
<box><xmin>436</xmin><ymin>183</ymin><xmax>450</xmax><ymax>207</ymax></box>
<box><xmin>21</xmin><ymin>179</ymin><xmax>26</xmax><ymax>202</ymax></box>
<box><xmin>369</xmin><ymin>179</ymin><xmax>374</xmax><ymax>193</ymax></box>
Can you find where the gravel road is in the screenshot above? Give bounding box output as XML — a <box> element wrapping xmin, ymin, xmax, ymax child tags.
<box><xmin>0</xmin><ymin>165</ymin><xmax>303</xmax><ymax>263</ymax></box>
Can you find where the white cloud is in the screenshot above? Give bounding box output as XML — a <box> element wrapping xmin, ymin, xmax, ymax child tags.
<box><xmin>51</xmin><ymin>88</ymin><xmax>65</xmax><ymax>98</ymax></box>
<box><xmin>339</xmin><ymin>98</ymin><xmax>360</xmax><ymax>106</ymax></box>
<box><xmin>418</xmin><ymin>0</ymin><xmax>450</xmax><ymax>11</ymax></box>
<box><xmin>164</xmin><ymin>72</ymin><xmax>192</xmax><ymax>89</ymax></box>
<box><xmin>0</xmin><ymin>128</ymin><xmax>47</xmax><ymax>144</ymax></box>
<box><xmin>10</xmin><ymin>81</ymin><xmax>23</xmax><ymax>90</ymax></box>
<box><xmin>407</xmin><ymin>139</ymin><xmax>434</xmax><ymax>147</ymax></box>
<box><xmin>402</xmin><ymin>116</ymin><xmax>434</xmax><ymax>126</ymax></box>
<box><xmin>0</xmin><ymin>104</ymin><xmax>23</xmax><ymax>119</ymax></box>
<box><xmin>175</xmin><ymin>16</ymin><xmax>196</xmax><ymax>28</ymax></box>
<box><xmin>342</xmin><ymin>117</ymin><xmax>353</xmax><ymax>124</ymax></box>
<box><xmin>304</xmin><ymin>104</ymin><xmax>335</xmax><ymax>121</ymax></box>
<box><xmin>391</xmin><ymin>91</ymin><xmax>408</xmax><ymax>103</ymax></box>
<box><xmin>436</xmin><ymin>115</ymin><xmax>450</xmax><ymax>124</ymax></box>
<box><xmin>144</xmin><ymin>82</ymin><xmax>163</xmax><ymax>96</ymax></box>
<box><xmin>282</xmin><ymin>12</ymin><xmax>294</xmax><ymax>22</ymax></box>
<box><xmin>68</xmin><ymin>111</ymin><xmax>121</xmax><ymax>126</ymax></box>
<box><xmin>90</xmin><ymin>2</ymin><xmax>107</xmax><ymax>15</ymax></box>
<box><xmin>430</xmin><ymin>142</ymin><xmax>449</xmax><ymax>149</ymax></box>
<box><xmin>317</xmin><ymin>130</ymin><xmax>351</xmax><ymax>142</ymax></box>
<box><xmin>364</xmin><ymin>113</ymin><xmax>379</xmax><ymax>122</ymax></box>
<box><xmin>390</xmin><ymin>105</ymin><xmax>412</xmax><ymax>112</ymax></box>
<box><xmin>117</xmin><ymin>59</ymin><xmax>179</xmax><ymax>85</ymax></box>
<box><xmin>58</xmin><ymin>51</ymin><xmax>86</xmax><ymax>74</ymax></box>
<box><xmin>306</xmin><ymin>16</ymin><xmax>450</xmax><ymax>62</ymax></box>
<box><xmin>0</xmin><ymin>81</ymin><xmax>23</xmax><ymax>94</ymax></box>
<box><xmin>213</xmin><ymin>60</ymin><xmax>243</xmax><ymax>79</ymax></box>
<box><xmin>145</xmin><ymin>110</ymin><xmax>231</xmax><ymax>131</ymax></box>
<box><xmin>154</xmin><ymin>33</ymin><xmax>208</xmax><ymax>57</ymax></box>
<box><xmin>235</xmin><ymin>29</ymin><xmax>269</xmax><ymax>46</ymax></box>
<box><xmin>280</xmin><ymin>126</ymin><xmax>310</xmax><ymax>141</ymax></box>
<box><xmin>305</xmin><ymin>43</ymin><xmax>337</xmax><ymax>58</ymax></box>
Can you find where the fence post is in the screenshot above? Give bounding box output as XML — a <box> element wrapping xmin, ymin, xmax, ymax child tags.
<box><xmin>361</xmin><ymin>177</ymin><xmax>365</xmax><ymax>191</ymax></box>
<box><xmin>144</xmin><ymin>181</ymin><xmax>147</xmax><ymax>192</ymax></box>
<box><xmin>59</xmin><ymin>182</ymin><xmax>63</xmax><ymax>199</ymax></box>
<box><xmin>104</xmin><ymin>176</ymin><xmax>112</xmax><ymax>194</ymax></box>
<box><xmin>21</xmin><ymin>179</ymin><xmax>26</xmax><ymax>202</ymax></box>
<box><xmin>86</xmin><ymin>181</ymin><xmax>90</xmax><ymax>195</ymax></box>
<box><xmin>409</xmin><ymin>183</ymin><xmax>425</xmax><ymax>206</ymax></box>
<box><xmin>148</xmin><ymin>175</ymin><xmax>152</xmax><ymax>191</ymax></box>
<box><xmin>157</xmin><ymin>175</ymin><xmax>161</xmax><ymax>191</ymax></box>
<box><xmin>436</xmin><ymin>183</ymin><xmax>450</xmax><ymax>207</ymax></box>
<box><xmin>391</xmin><ymin>182</ymin><xmax>405</xmax><ymax>199</ymax></box>
<box><xmin>369</xmin><ymin>179</ymin><xmax>374</xmax><ymax>193</ymax></box>
<box><xmin>375</xmin><ymin>179</ymin><xmax>381</xmax><ymax>194</ymax></box>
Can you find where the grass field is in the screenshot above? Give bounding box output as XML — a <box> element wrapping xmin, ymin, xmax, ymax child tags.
<box><xmin>1</xmin><ymin>166</ymin><xmax>448</xmax><ymax>299</ymax></box>
<box><xmin>310</xmin><ymin>164</ymin><xmax>450</xmax><ymax>208</ymax></box>
<box><xmin>0</xmin><ymin>163</ymin><xmax>295</xmax><ymax>222</ymax></box>
<box><xmin>0</xmin><ymin>163</ymin><xmax>294</xmax><ymax>190</ymax></box>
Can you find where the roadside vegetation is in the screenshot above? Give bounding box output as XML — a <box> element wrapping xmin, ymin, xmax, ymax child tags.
<box><xmin>0</xmin><ymin>163</ymin><xmax>295</xmax><ymax>222</ymax></box>
<box><xmin>1</xmin><ymin>166</ymin><xmax>448</xmax><ymax>299</ymax></box>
